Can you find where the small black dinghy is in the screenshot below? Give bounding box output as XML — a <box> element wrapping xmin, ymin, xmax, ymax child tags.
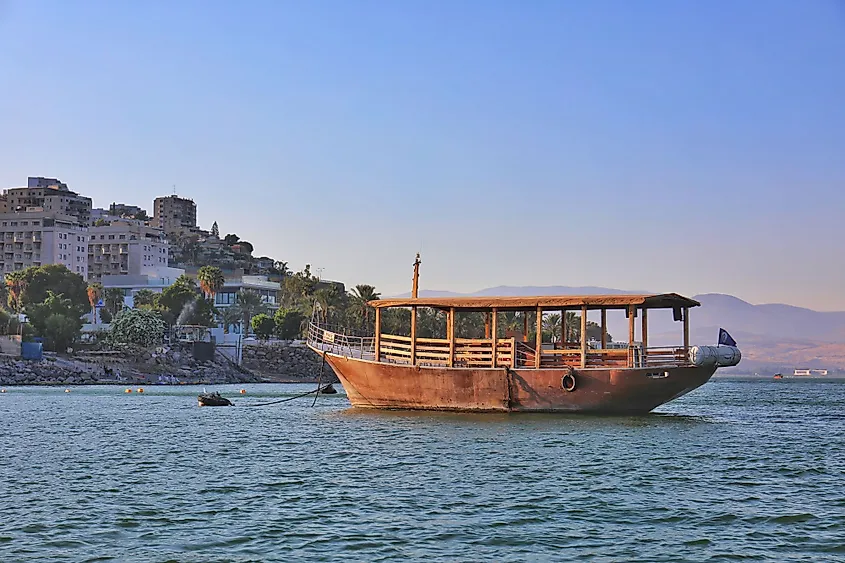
<box><xmin>319</xmin><ymin>383</ymin><xmax>337</xmax><ymax>394</ymax></box>
<box><xmin>198</xmin><ymin>391</ymin><xmax>233</xmax><ymax>407</ymax></box>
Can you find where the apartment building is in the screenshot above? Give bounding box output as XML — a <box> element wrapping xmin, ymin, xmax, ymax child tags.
<box><xmin>5</xmin><ymin>177</ymin><xmax>93</xmax><ymax>225</ymax></box>
<box><xmin>87</xmin><ymin>221</ymin><xmax>169</xmax><ymax>281</ymax></box>
<box><xmin>0</xmin><ymin>210</ymin><xmax>89</xmax><ymax>278</ymax></box>
<box><xmin>152</xmin><ymin>194</ymin><xmax>196</xmax><ymax>236</ymax></box>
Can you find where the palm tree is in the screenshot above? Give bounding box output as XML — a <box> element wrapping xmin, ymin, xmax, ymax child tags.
<box><xmin>543</xmin><ymin>313</ymin><xmax>561</xmax><ymax>343</ymax></box>
<box><xmin>313</xmin><ymin>285</ymin><xmax>344</xmax><ymax>323</ymax></box>
<box><xmin>216</xmin><ymin>306</ymin><xmax>242</xmax><ymax>334</ymax></box>
<box><xmin>5</xmin><ymin>271</ymin><xmax>27</xmax><ymax>314</ymax></box>
<box><xmin>87</xmin><ymin>282</ymin><xmax>103</xmax><ymax>324</ymax></box>
<box><xmin>348</xmin><ymin>284</ymin><xmax>381</xmax><ymax>330</ymax></box>
<box><xmin>236</xmin><ymin>290</ymin><xmax>264</xmax><ymax>337</ymax></box>
<box><xmin>197</xmin><ymin>266</ymin><xmax>225</xmax><ymax>301</ymax></box>
<box><xmin>274</xmin><ymin>261</ymin><xmax>290</xmax><ymax>277</ymax></box>
<box><xmin>103</xmin><ymin>288</ymin><xmax>125</xmax><ymax>317</ymax></box>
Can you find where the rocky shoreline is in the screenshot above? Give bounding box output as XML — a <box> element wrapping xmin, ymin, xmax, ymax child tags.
<box><xmin>0</xmin><ymin>341</ymin><xmax>337</xmax><ymax>386</ymax></box>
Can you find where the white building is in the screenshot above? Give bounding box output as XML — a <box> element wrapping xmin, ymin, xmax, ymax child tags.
<box><xmin>0</xmin><ymin>210</ymin><xmax>88</xmax><ymax>278</ymax></box>
<box><xmin>101</xmin><ymin>268</ymin><xmax>186</xmax><ymax>308</ymax></box>
<box><xmin>213</xmin><ymin>275</ymin><xmax>280</xmax><ymax>309</ymax></box>
<box><xmin>87</xmin><ymin>221</ymin><xmax>169</xmax><ymax>281</ymax></box>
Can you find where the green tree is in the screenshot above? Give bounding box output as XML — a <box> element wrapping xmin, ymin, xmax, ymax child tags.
<box><xmin>274</xmin><ymin>308</ymin><xmax>305</xmax><ymax>340</ymax></box>
<box><xmin>251</xmin><ymin>313</ymin><xmax>275</xmax><ymax>339</ymax></box>
<box><xmin>216</xmin><ymin>306</ymin><xmax>242</xmax><ymax>334</ymax></box>
<box><xmin>25</xmin><ymin>291</ymin><xmax>84</xmax><ymax>352</ymax></box>
<box><xmin>348</xmin><ymin>284</ymin><xmax>380</xmax><ymax>331</ymax></box>
<box><xmin>224</xmin><ymin>234</ymin><xmax>240</xmax><ymax>245</ymax></box>
<box><xmin>236</xmin><ymin>290</ymin><xmax>264</xmax><ymax>337</ymax></box>
<box><xmin>15</xmin><ymin>265</ymin><xmax>88</xmax><ymax>310</ymax></box>
<box><xmin>109</xmin><ymin>308</ymin><xmax>167</xmax><ymax>347</ymax></box>
<box><xmin>44</xmin><ymin>314</ymin><xmax>81</xmax><ymax>353</ymax></box>
<box><xmin>543</xmin><ymin>313</ymin><xmax>562</xmax><ymax>343</ymax></box>
<box><xmin>211</xmin><ymin>221</ymin><xmax>219</xmax><ymax>238</ymax></box>
<box><xmin>197</xmin><ymin>266</ymin><xmax>225</xmax><ymax>300</ymax></box>
<box><xmin>159</xmin><ymin>275</ymin><xmax>198</xmax><ymax>320</ymax></box>
<box><xmin>99</xmin><ymin>308</ymin><xmax>113</xmax><ymax>324</ymax></box>
<box><xmin>132</xmin><ymin>289</ymin><xmax>158</xmax><ymax>308</ymax></box>
<box><xmin>103</xmin><ymin>288</ymin><xmax>125</xmax><ymax>317</ymax></box>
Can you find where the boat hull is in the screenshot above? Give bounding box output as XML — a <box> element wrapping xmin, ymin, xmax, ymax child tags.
<box><xmin>319</xmin><ymin>352</ymin><xmax>716</xmax><ymax>414</ymax></box>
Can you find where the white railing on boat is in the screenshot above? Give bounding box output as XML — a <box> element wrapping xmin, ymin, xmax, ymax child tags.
<box><xmin>307</xmin><ymin>321</ymin><xmax>376</xmax><ymax>360</ymax></box>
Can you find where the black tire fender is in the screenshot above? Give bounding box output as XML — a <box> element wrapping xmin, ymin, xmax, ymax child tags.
<box><xmin>561</xmin><ymin>371</ymin><xmax>576</xmax><ymax>392</ymax></box>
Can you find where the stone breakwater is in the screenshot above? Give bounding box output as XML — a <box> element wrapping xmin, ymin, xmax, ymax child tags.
<box><xmin>242</xmin><ymin>341</ymin><xmax>338</xmax><ymax>382</ymax></box>
<box><xmin>0</xmin><ymin>344</ymin><xmax>263</xmax><ymax>386</ymax></box>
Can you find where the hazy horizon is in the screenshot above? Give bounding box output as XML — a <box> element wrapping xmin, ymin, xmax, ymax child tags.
<box><xmin>1</xmin><ymin>1</ymin><xmax>843</xmax><ymax>310</ymax></box>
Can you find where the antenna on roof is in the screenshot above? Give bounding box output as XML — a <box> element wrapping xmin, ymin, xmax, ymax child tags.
<box><xmin>172</xmin><ymin>184</ymin><xmax>177</xmax><ymax>195</ymax></box>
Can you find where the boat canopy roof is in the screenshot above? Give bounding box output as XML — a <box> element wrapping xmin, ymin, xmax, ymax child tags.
<box><xmin>369</xmin><ymin>293</ymin><xmax>700</xmax><ymax>312</ymax></box>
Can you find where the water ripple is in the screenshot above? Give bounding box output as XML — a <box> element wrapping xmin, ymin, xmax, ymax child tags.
<box><xmin>1</xmin><ymin>380</ymin><xmax>844</xmax><ymax>561</ymax></box>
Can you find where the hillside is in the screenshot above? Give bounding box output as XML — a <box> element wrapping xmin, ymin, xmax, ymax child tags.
<box><xmin>389</xmin><ymin>286</ymin><xmax>845</xmax><ymax>371</ymax></box>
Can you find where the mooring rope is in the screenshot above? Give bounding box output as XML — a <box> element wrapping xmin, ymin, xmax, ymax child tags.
<box><xmin>311</xmin><ymin>352</ymin><xmax>327</xmax><ymax>407</ymax></box>
<box><xmin>243</xmin><ymin>352</ymin><xmax>329</xmax><ymax>408</ymax></box>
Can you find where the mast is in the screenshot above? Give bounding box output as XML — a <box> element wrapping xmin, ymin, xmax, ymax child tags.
<box><xmin>411</xmin><ymin>253</ymin><xmax>421</xmax><ymax>299</ymax></box>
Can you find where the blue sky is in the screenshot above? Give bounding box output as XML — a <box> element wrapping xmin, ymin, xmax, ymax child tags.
<box><xmin>1</xmin><ymin>0</ymin><xmax>844</xmax><ymax>309</ymax></box>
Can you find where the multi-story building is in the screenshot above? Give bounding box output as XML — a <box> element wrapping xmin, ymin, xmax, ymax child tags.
<box><xmin>0</xmin><ymin>210</ymin><xmax>89</xmax><ymax>278</ymax></box>
<box><xmin>5</xmin><ymin>177</ymin><xmax>93</xmax><ymax>225</ymax></box>
<box><xmin>87</xmin><ymin>220</ymin><xmax>170</xmax><ymax>281</ymax></box>
<box><xmin>152</xmin><ymin>194</ymin><xmax>196</xmax><ymax>236</ymax></box>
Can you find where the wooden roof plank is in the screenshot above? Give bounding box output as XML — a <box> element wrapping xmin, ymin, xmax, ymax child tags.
<box><xmin>369</xmin><ymin>293</ymin><xmax>699</xmax><ymax>310</ymax></box>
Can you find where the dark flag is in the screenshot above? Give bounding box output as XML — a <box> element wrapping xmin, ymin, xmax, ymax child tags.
<box><xmin>718</xmin><ymin>328</ymin><xmax>737</xmax><ymax>347</ymax></box>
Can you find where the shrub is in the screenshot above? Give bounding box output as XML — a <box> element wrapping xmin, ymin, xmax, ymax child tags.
<box><xmin>274</xmin><ymin>308</ymin><xmax>304</xmax><ymax>340</ymax></box>
<box><xmin>109</xmin><ymin>308</ymin><xmax>167</xmax><ymax>347</ymax></box>
<box><xmin>251</xmin><ymin>313</ymin><xmax>275</xmax><ymax>340</ymax></box>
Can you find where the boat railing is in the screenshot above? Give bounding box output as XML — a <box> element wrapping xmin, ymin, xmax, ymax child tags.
<box><xmin>306</xmin><ymin>319</ymin><xmax>375</xmax><ymax>360</ymax></box>
<box><xmin>307</xmin><ymin>317</ymin><xmax>692</xmax><ymax>369</ymax></box>
<box><xmin>379</xmin><ymin>334</ymin><xmax>517</xmax><ymax>368</ymax></box>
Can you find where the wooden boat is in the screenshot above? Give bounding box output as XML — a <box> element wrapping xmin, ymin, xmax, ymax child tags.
<box><xmin>307</xmin><ymin>257</ymin><xmax>741</xmax><ymax>414</ymax></box>
<box><xmin>773</xmin><ymin>373</ymin><xmax>784</xmax><ymax>380</ymax></box>
<box><xmin>198</xmin><ymin>391</ymin><xmax>233</xmax><ymax>407</ymax></box>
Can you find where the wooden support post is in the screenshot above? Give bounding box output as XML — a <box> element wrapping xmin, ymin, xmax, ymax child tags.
<box><xmin>580</xmin><ymin>305</ymin><xmax>588</xmax><ymax>368</ymax></box>
<box><xmin>484</xmin><ymin>312</ymin><xmax>491</xmax><ymax>339</ymax></box>
<box><xmin>374</xmin><ymin>307</ymin><xmax>381</xmax><ymax>362</ymax></box>
<box><xmin>448</xmin><ymin>307</ymin><xmax>455</xmax><ymax>368</ymax></box>
<box><xmin>600</xmin><ymin>308</ymin><xmax>607</xmax><ymax>349</ymax></box>
<box><xmin>491</xmin><ymin>308</ymin><xmax>498</xmax><ymax>368</ymax></box>
<box><xmin>641</xmin><ymin>308</ymin><xmax>648</xmax><ymax>365</ymax></box>
<box><xmin>561</xmin><ymin>309</ymin><xmax>567</xmax><ymax>348</ymax></box>
<box><xmin>535</xmin><ymin>306</ymin><xmax>543</xmax><ymax>369</ymax></box>
<box><xmin>683</xmin><ymin>307</ymin><xmax>690</xmax><ymax>351</ymax></box>
<box><xmin>410</xmin><ymin>306</ymin><xmax>417</xmax><ymax>365</ymax></box>
<box><xmin>522</xmin><ymin>313</ymin><xmax>528</xmax><ymax>342</ymax></box>
<box><xmin>628</xmin><ymin>305</ymin><xmax>636</xmax><ymax>368</ymax></box>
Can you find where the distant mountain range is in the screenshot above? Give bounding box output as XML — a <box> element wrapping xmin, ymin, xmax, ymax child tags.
<box><xmin>389</xmin><ymin>286</ymin><xmax>845</xmax><ymax>372</ymax></box>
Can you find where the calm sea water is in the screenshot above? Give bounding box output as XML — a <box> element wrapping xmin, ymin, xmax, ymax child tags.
<box><xmin>1</xmin><ymin>378</ymin><xmax>844</xmax><ymax>562</ymax></box>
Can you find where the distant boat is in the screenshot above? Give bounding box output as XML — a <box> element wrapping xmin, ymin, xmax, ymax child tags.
<box><xmin>198</xmin><ymin>391</ymin><xmax>233</xmax><ymax>407</ymax></box>
<box><xmin>773</xmin><ymin>373</ymin><xmax>783</xmax><ymax>380</ymax></box>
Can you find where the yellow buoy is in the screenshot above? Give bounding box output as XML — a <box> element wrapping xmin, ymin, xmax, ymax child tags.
<box><xmin>137</xmin><ymin>388</ymin><xmax>144</xmax><ymax>393</ymax></box>
<box><xmin>125</xmin><ymin>388</ymin><xmax>132</xmax><ymax>393</ymax></box>
<box><xmin>239</xmin><ymin>389</ymin><xmax>246</xmax><ymax>394</ymax></box>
